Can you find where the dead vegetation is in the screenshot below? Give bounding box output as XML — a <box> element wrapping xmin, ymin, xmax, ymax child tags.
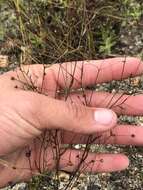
<box><xmin>0</xmin><ymin>1</ymin><xmax>143</xmax><ymax>190</ymax></box>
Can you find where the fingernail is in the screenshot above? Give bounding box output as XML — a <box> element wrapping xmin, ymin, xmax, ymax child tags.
<box><xmin>94</xmin><ymin>109</ymin><xmax>116</xmax><ymax>125</ymax></box>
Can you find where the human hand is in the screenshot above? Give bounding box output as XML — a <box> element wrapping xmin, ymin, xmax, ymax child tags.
<box><xmin>0</xmin><ymin>57</ymin><xmax>143</xmax><ymax>187</ymax></box>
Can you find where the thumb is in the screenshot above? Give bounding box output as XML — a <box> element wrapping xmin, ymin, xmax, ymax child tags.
<box><xmin>37</xmin><ymin>94</ymin><xmax>117</xmax><ymax>134</ymax></box>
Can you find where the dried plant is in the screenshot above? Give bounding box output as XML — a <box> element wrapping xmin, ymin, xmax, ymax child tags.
<box><xmin>0</xmin><ymin>0</ymin><xmax>142</xmax><ymax>189</ymax></box>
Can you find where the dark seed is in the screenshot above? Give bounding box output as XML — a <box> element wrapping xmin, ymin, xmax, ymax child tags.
<box><xmin>131</xmin><ymin>134</ymin><xmax>135</xmax><ymax>138</ymax></box>
<box><xmin>11</xmin><ymin>76</ymin><xmax>15</xmax><ymax>80</ymax></box>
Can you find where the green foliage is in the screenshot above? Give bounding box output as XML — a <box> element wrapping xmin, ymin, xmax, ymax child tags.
<box><xmin>99</xmin><ymin>27</ymin><xmax>117</xmax><ymax>55</ymax></box>
<box><xmin>121</xmin><ymin>0</ymin><xmax>142</xmax><ymax>23</ymax></box>
<box><xmin>0</xmin><ymin>0</ymin><xmax>142</xmax><ymax>189</ymax></box>
<box><xmin>0</xmin><ymin>0</ymin><xmax>142</xmax><ymax>62</ymax></box>
<box><xmin>0</xmin><ymin>25</ymin><xmax>4</xmax><ymax>41</ymax></box>
<box><xmin>0</xmin><ymin>0</ymin><xmax>5</xmax><ymax>4</ymax></box>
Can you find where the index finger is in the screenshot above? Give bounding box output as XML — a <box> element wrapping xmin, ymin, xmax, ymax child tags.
<box><xmin>43</xmin><ymin>57</ymin><xmax>143</xmax><ymax>93</ymax></box>
<box><xmin>4</xmin><ymin>57</ymin><xmax>143</xmax><ymax>94</ymax></box>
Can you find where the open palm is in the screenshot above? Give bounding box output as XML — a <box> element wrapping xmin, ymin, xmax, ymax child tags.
<box><xmin>0</xmin><ymin>57</ymin><xmax>143</xmax><ymax>188</ymax></box>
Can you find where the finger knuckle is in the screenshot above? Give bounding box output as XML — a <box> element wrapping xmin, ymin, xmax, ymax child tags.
<box><xmin>66</xmin><ymin>102</ymin><xmax>87</xmax><ymax>123</ymax></box>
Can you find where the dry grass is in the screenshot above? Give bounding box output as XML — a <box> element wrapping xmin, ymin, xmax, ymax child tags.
<box><xmin>0</xmin><ymin>0</ymin><xmax>143</xmax><ymax>189</ymax></box>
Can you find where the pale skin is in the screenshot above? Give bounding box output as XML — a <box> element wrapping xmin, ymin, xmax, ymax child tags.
<box><xmin>0</xmin><ymin>57</ymin><xmax>143</xmax><ymax>187</ymax></box>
